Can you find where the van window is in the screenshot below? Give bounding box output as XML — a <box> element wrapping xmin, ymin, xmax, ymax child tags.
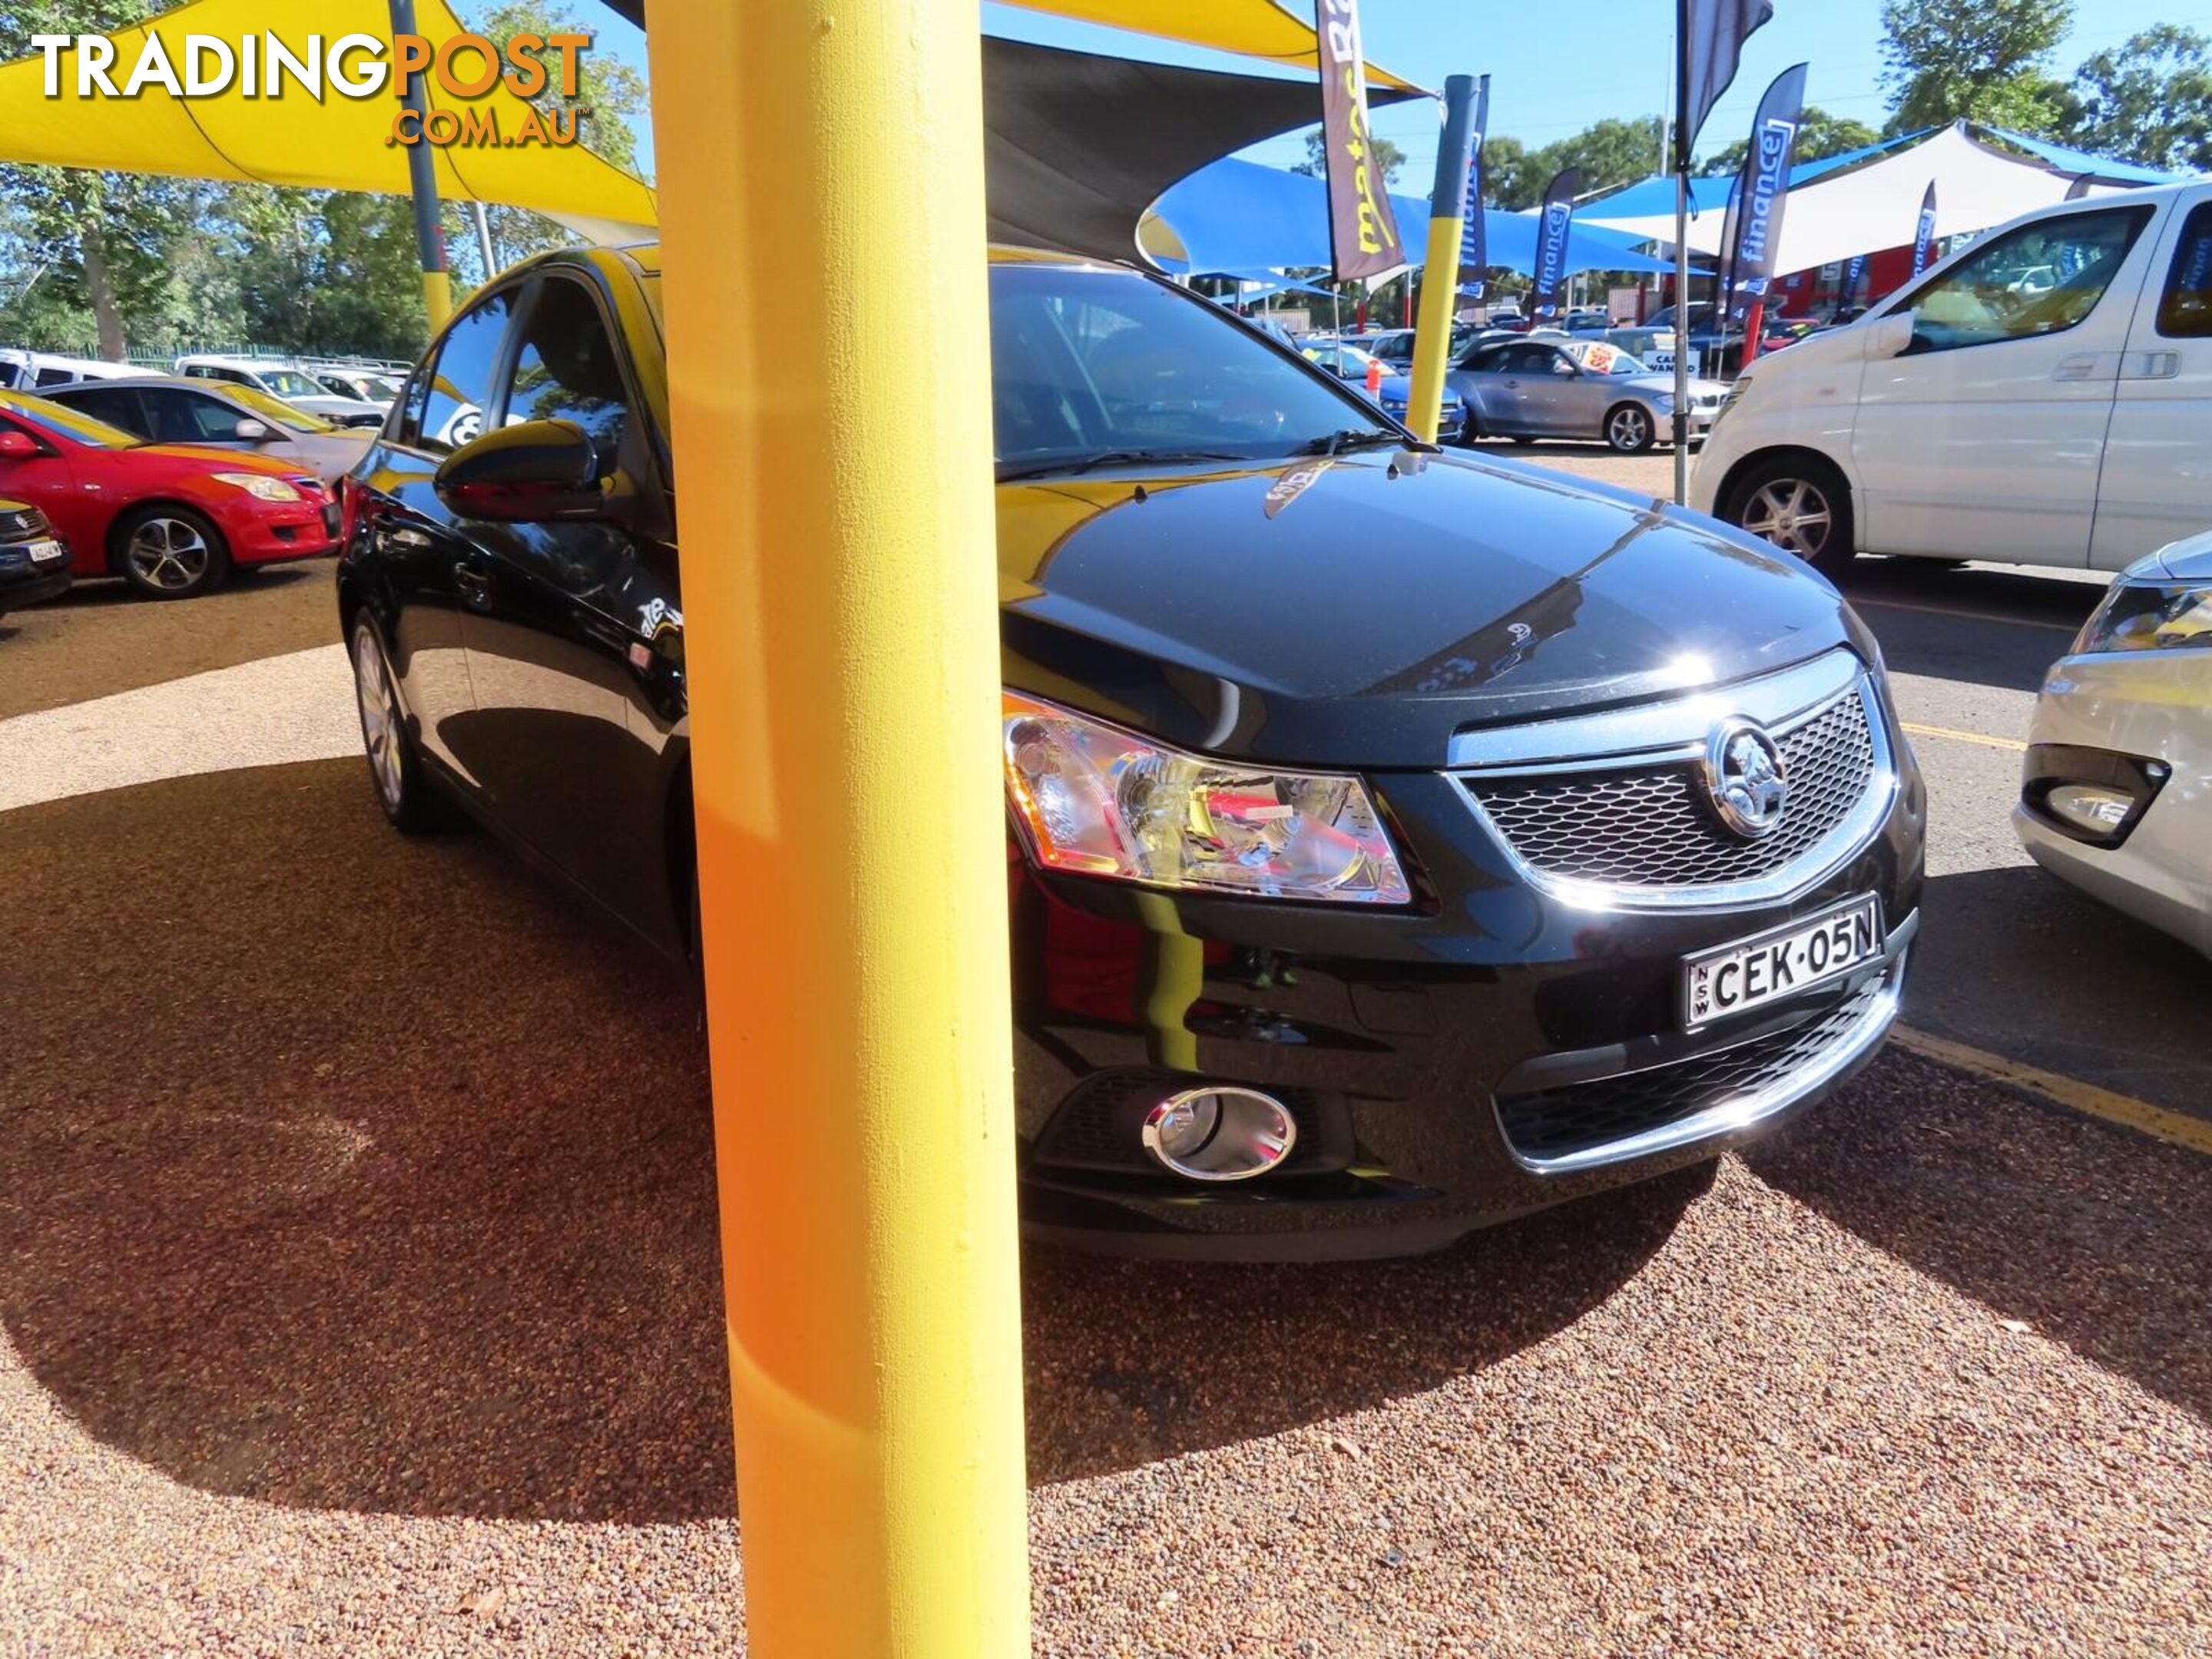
<box><xmin>2157</xmin><ymin>203</ymin><xmax>2212</xmax><ymax>339</ymax></box>
<box><xmin>1897</xmin><ymin>206</ymin><xmax>2154</xmax><ymax>354</ymax></box>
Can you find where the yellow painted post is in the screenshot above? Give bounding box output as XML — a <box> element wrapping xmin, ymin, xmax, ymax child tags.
<box><xmin>1405</xmin><ymin>74</ymin><xmax>1479</xmax><ymax>443</ymax></box>
<box><xmin>645</xmin><ymin>3</ymin><xmax>1030</xmax><ymax>1655</ymax></box>
<box><xmin>387</xmin><ymin>0</ymin><xmax>452</xmax><ymax>329</ymax></box>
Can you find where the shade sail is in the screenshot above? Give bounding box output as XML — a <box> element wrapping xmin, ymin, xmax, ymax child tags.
<box><xmin>0</xmin><ymin>0</ymin><xmax>657</xmax><ymax>237</ymax></box>
<box><xmin>1150</xmin><ymin>157</ymin><xmax>1678</xmax><ymax>277</ymax></box>
<box><xmin>995</xmin><ymin>0</ymin><xmax>1417</xmax><ymax>90</ymax></box>
<box><xmin>979</xmin><ymin>38</ymin><xmax>1417</xmax><ymax>258</ymax></box>
<box><xmin>1584</xmin><ymin>122</ymin><xmax>2186</xmax><ymax>274</ymax></box>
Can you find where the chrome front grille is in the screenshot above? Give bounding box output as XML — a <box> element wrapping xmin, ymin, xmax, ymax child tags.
<box><xmin>1449</xmin><ymin>651</ymin><xmax>1896</xmax><ymax>910</ymax></box>
<box><xmin>1466</xmin><ymin>690</ymin><xmax>1875</xmax><ymax>889</ymax></box>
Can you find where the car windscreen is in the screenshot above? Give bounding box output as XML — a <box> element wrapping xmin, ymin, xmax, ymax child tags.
<box><xmin>258</xmin><ymin>369</ymin><xmax>329</xmax><ymax>399</ymax></box>
<box><xmin>228</xmin><ymin>384</ymin><xmax>338</xmax><ymax>433</ymax></box>
<box><xmin>988</xmin><ymin>264</ymin><xmax>1379</xmax><ymax>471</ymax></box>
<box><xmin>0</xmin><ymin>390</ymin><xmax>137</xmax><ymax>448</ymax></box>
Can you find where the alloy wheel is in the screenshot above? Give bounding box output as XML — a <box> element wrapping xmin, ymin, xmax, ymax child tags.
<box><xmin>1607</xmin><ymin>406</ymin><xmax>1652</xmax><ymax>452</ymax></box>
<box><xmin>353</xmin><ymin>628</ymin><xmax>404</xmax><ymax>810</ymax></box>
<box><xmin>125</xmin><ymin>516</ymin><xmax>212</xmax><ymax>591</ymax></box>
<box><xmin>1740</xmin><ymin>478</ymin><xmax>1834</xmax><ymax>558</ymax></box>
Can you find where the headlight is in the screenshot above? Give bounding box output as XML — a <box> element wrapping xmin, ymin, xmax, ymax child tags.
<box><xmin>211</xmin><ymin>472</ymin><xmax>302</xmax><ymax>503</ymax></box>
<box><xmin>1002</xmin><ymin>691</ymin><xmax>1412</xmax><ymax>904</ymax></box>
<box><xmin>2074</xmin><ymin>581</ymin><xmax>2212</xmax><ymax>654</ymax></box>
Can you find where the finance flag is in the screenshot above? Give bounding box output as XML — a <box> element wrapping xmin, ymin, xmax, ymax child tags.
<box><xmin>1460</xmin><ymin>74</ymin><xmax>1492</xmax><ymax>299</ymax></box>
<box><xmin>1723</xmin><ymin>63</ymin><xmax>1808</xmax><ymax>319</ymax></box>
<box><xmin>1677</xmin><ymin>0</ymin><xmax>1777</xmax><ymax>169</ymax></box>
<box><xmin>1316</xmin><ymin>0</ymin><xmax>1406</xmax><ymax>281</ymax></box>
<box><xmin>1529</xmin><ymin>167</ymin><xmax>1581</xmax><ymax>320</ymax></box>
<box><xmin>1912</xmin><ymin>181</ymin><xmax>1939</xmax><ymax>276</ymax></box>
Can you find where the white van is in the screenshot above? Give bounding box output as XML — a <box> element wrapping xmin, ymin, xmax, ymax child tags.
<box><xmin>1694</xmin><ymin>179</ymin><xmax>2212</xmax><ymax>574</ymax></box>
<box><xmin>171</xmin><ymin>356</ymin><xmax>386</xmax><ymax>428</ymax></box>
<box><xmin>0</xmin><ymin>349</ymin><xmax>141</xmax><ymax>391</ymax></box>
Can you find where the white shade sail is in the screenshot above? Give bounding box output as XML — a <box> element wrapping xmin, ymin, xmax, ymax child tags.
<box><xmin>1585</xmin><ymin>125</ymin><xmax>2146</xmax><ymax>275</ymax></box>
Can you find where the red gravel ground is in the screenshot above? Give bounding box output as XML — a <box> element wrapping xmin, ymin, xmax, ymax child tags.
<box><xmin>3</xmin><ymin>758</ymin><xmax>2209</xmax><ymax>1655</ymax></box>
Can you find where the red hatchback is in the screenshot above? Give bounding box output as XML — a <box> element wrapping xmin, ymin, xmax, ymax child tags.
<box><xmin>0</xmin><ymin>389</ymin><xmax>339</xmax><ymax>598</ymax></box>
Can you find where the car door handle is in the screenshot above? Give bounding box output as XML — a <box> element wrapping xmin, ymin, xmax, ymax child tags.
<box><xmin>2124</xmin><ymin>350</ymin><xmax>2181</xmax><ymax>380</ymax></box>
<box><xmin>453</xmin><ymin>563</ymin><xmax>495</xmax><ymax>609</ymax></box>
<box><xmin>2051</xmin><ymin>352</ymin><xmax>2120</xmax><ymax>383</ymax></box>
<box><xmin>379</xmin><ymin>525</ymin><xmax>432</xmax><ymax>551</ymax></box>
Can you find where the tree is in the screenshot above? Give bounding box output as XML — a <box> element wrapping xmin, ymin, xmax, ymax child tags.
<box><xmin>1475</xmin><ymin>134</ymin><xmax>1535</xmax><ymax>210</ymax></box>
<box><xmin>1704</xmin><ymin>108</ymin><xmax>1883</xmax><ymax>179</ymax></box>
<box><xmin>2067</xmin><ymin>26</ymin><xmax>2212</xmax><ymax>173</ymax></box>
<box><xmin>1525</xmin><ymin>117</ymin><xmax>1667</xmax><ymax>202</ymax></box>
<box><xmin>1879</xmin><ymin>0</ymin><xmax>2076</xmax><ymax>137</ymax></box>
<box><xmin>1293</xmin><ymin>129</ymin><xmax>1408</xmax><ymax>188</ymax></box>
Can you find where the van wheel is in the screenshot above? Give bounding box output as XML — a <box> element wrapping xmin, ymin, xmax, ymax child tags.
<box><xmin>1604</xmin><ymin>403</ymin><xmax>1657</xmax><ymax>454</ymax></box>
<box><xmin>1725</xmin><ymin>455</ymin><xmax>1856</xmax><ymax>576</ymax></box>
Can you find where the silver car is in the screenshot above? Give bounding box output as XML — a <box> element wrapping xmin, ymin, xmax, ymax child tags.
<box><xmin>41</xmin><ymin>376</ymin><xmax>375</xmax><ymax>482</ymax></box>
<box><xmin>2014</xmin><ymin>531</ymin><xmax>2212</xmax><ymax>956</ymax></box>
<box><xmin>1449</xmin><ymin>337</ymin><xmax>1728</xmax><ymax>454</ymax></box>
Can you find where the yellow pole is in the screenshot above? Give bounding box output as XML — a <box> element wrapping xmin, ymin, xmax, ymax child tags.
<box><xmin>646</xmin><ymin>3</ymin><xmax>1030</xmax><ymax>1655</ymax></box>
<box><xmin>1405</xmin><ymin>75</ymin><xmax>1479</xmax><ymax>443</ymax></box>
<box><xmin>419</xmin><ymin>270</ymin><xmax>452</xmax><ymax>329</ymax></box>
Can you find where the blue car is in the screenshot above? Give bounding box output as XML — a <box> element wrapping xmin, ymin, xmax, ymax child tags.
<box><xmin>1301</xmin><ymin>342</ymin><xmax>1468</xmax><ymax>442</ymax></box>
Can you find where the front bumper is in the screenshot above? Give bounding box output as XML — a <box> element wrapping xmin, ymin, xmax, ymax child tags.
<box><xmin>227</xmin><ymin>493</ymin><xmax>340</xmax><ymax>566</ymax></box>
<box><xmin>0</xmin><ymin>539</ymin><xmax>72</xmax><ymax>610</ymax></box>
<box><xmin>1012</xmin><ymin>660</ymin><xmax>1927</xmax><ymax>1260</ymax></box>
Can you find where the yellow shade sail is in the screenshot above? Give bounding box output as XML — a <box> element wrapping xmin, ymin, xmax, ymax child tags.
<box><xmin>0</xmin><ymin>0</ymin><xmax>657</xmax><ymax>237</ymax></box>
<box><xmin>1002</xmin><ymin>0</ymin><xmax>1418</xmax><ymax>90</ymax></box>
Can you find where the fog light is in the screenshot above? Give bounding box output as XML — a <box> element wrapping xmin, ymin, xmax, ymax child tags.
<box><xmin>1141</xmin><ymin>1087</ymin><xmax>1296</xmax><ymax>1182</ymax></box>
<box><xmin>2045</xmin><ymin>784</ymin><xmax>2133</xmax><ymax>833</ymax></box>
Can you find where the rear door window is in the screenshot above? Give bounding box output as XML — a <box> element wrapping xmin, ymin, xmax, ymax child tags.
<box><xmin>142</xmin><ymin>387</ymin><xmax>248</xmax><ymax>444</ymax></box>
<box><xmin>2156</xmin><ymin>202</ymin><xmax>2212</xmax><ymax>339</ymax></box>
<box><xmin>58</xmin><ymin>386</ymin><xmax>143</xmax><ymax>430</ymax></box>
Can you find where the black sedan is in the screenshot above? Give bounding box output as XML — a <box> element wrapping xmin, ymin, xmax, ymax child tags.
<box><xmin>338</xmin><ymin>244</ymin><xmax>1924</xmax><ymax>1260</ymax></box>
<box><xmin>0</xmin><ymin>497</ymin><xmax>70</xmax><ymax>621</ymax></box>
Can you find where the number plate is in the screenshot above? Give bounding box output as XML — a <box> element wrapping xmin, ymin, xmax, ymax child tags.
<box><xmin>25</xmin><ymin>538</ymin><xmax>64</xmax><ymax>564</ymax></box>
<box><xmin>1683</xmin><ymin>896</ymin><xmax>1882</xmax><ymax>1028</ymax></box>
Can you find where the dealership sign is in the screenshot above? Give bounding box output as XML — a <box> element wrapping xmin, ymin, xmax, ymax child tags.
<box><xmin>22</xmin><ymin>29</ymin><xmax>593</xmax><ymax>147</ymax></box>
<box><xmin>1529</xmin><ymin>168</ymin><xmax>1581</xmax><ymax>320</ymax></box>
<box><xmin>1315</xmin><ymin>0</ymin><xmax>1404</xmax><ymax>282</ymax></box>
<box><xmin>1724</xmin><ymin>63</ymin><xmax>1806</xmax><ymax>318</ymax></box>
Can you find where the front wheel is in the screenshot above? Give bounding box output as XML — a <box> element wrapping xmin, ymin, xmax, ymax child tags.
<box><xmin>349</xmin><ymin>615</ymin><xmax>455</xmax><ymax>833</ymax></box>
<box><xmin>1604</xmin><ymin>403</ymin><xmax>1657</xmax><ymax>455</ymax></box>
<box><xmin>1725</xmin><ymin>456</ymin><xmax>1856</xmax><ymax>576</ymax></box>
<box><xmin>114</xmin><ymin>505</ymin><xmax>230</xmax><ymax>599</ymax></box>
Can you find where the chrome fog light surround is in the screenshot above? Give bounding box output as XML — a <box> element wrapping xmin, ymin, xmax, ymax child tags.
<box><xmin>1141</xmin><ymin>1086</ymin><xmax>1297</xmax><ymax>1182</ymax></box>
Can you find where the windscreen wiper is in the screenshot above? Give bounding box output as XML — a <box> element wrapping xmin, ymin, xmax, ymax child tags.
<box><xmin>1294</xmin><ymin>428</ymin><xmax>1426</xmax><ymax>458</ymax></box>
<box><xmin>995</xmin><ymin>448</ymin><xmax>1244</xmax><ymax>482</ymax></box>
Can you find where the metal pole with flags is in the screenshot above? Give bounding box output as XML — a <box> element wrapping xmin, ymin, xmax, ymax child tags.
<box><xmin>1406</xmin><ymin>74</ymin><xmax>1479</xmax><ymax>443</ymax></box>
<box><xmin>1672</xmin><ymin>0</ymin><xmax>1775</xmax><ymax>502</ymax></box>
<box><xmin>1316</xmin><ymin>0</ymin><xmax>1406</xmax><ymax>283</ymax></box>
<box><xmin>1912</xmin><ymin>180</ymin><xmax>1941</xmax><ymax>276</ymax></box>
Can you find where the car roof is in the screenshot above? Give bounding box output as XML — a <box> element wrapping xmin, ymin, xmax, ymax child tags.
<box><xmin>46</xmin><ymin>375</ymin><xmax>238</xmax><ymax>393</ymax></box>
<box><xmin>604</xmin><ymin>240</ymin><xmax>1133</xmax><ymax>279</ymax></box>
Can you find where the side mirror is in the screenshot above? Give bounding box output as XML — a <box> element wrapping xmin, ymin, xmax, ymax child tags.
<box><xmin>233</xmin><ymin>418</ymin><xmax>272</xmax><ymax>442</ymax></box>
<box><xmin>0</xmin><ymin>429</ymin><xmax>42</xmax><ymax>459</ymax></box>
<box><xmin>1864</xmin><ymin>309</ymin><xmax>1917</xmax><ymax>359</ymax></box>
<box><xmin>435</xmin><ymin>418</ymin><xmax>609</xmax><ymax>522</ymax></box>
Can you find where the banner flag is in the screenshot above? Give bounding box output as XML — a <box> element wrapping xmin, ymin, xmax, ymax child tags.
<box><xmin>1677</xmin><ymin>0</ymin><xmax>1777</xmax><ymax>169</ymax></box>
<box><xmin>1716</xmin><ymin>167</ymin><xmax>1747</xmax><ymax>319</ymax></box>
<box><xmin>1529</xmin><ymin>167</ymin><xmax>1581</xmax><ymax>320</ymax></box>
<box><xmin>2065</xmin><ymin>173</ymin><xmax>2095</xmax><ymax>201</ymax></box>
<box><xmin>1316</xmin><ymin>0</ymin><xmax>1406</xmax><ymax>281</ymax></box>
<box><xmin>1839</xmin><ymin>252</ymin><xmax>1867</xmax><ymax>307</ymax></box>
<box><xmin>1912</xmin><ymin>180</ymin><xmax>1939</xmax><ymax>276</ymax></box>
<box><xmin>1460</xmin><ymin>74</ymin><xmax>1492</xmax><ymax>299</ymax></box>
<box><xmin>1722</xmin><ymin>62</ymin><xmax>1807</xmax><ymax>320</ymax></box>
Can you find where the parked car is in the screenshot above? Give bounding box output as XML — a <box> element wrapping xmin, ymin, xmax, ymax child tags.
<box><xmin>0</xmin><ymin>497</ymin><xmax>71</xmax><ymax>621</ymax></box>
<box><xmin>1300</xmin><ymin>341</ymin><xmax>1469</xmax><ymax>439</ymax></box>
<box><xmin>311</xmin><ymin>367</ymin><xmax>406</xmax><ymax>409</ymax></box>
<box><xmin>172</xmin><ymin>356</ymin><xmax>386</xmax><ymax>428</ymax></box>
<box><xmin>338</xmin><ymin>243</ymin><xmax>1922</xmax><ymax>1259</ymax></box>
<box><xmin>0</xmin><ymin>390</ymin><xmax>336</xmax><ymax>598</ymax></box>
<box><xmin>1450</xmin><ymin>336</ymin><xmax>1727</xmax><ymax>452</ymax></box>
<box><xmin>0</xmin><ymin>349</ymin><xmax>140</xmax><ymax>391</ymax></box>
<box><xmin>2014</xmin><ymin>531</ymin><xmax>2212</xmax><ymax>955</ymax></box>
<box><xmin>1564</xmin><ymin>309</ymin><xmax>1617</xmax><ymax>333</ymax></box>
<box><xmin>1696</xmin><ymin>179</ymin><xmax>2212</xmax><ymax>574</ymax></box>
<box><xmin>42</xmin><ymin>376</ymin><xmax>374</xmax><ymax>482</ymax></box>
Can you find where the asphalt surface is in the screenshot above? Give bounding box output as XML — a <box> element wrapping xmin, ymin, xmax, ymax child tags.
<box><xmin>2</xmin><ymin>480</ymin><xmax>2208</xmax><ymax>1655</ymax></box>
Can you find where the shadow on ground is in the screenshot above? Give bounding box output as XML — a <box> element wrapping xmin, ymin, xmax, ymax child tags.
<box><xmin>0</xmin><ymin>758</ymin><xmax>1700</xmax><ymax>1524</ymax></box>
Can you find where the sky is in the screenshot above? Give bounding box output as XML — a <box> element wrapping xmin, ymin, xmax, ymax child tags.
<box><xmin>588</xmin><ymin>0</ymin><xmax>2197</xmax><ymax>187</ymax></box>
